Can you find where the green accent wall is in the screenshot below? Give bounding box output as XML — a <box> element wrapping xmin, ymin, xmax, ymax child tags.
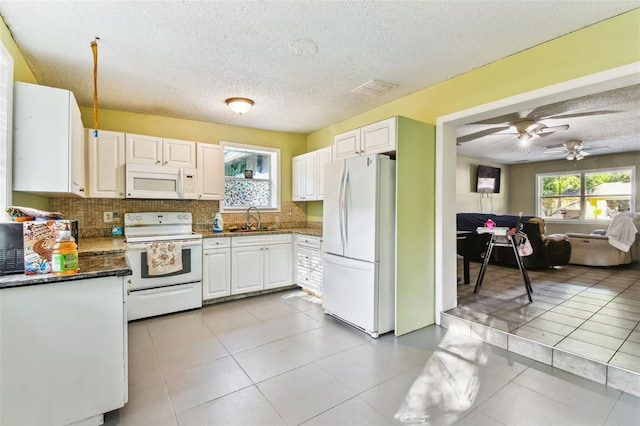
<box><xmin>395</xmin><ymin>117</ymin><xmax>435</xmax><ymax>335</ymax></box>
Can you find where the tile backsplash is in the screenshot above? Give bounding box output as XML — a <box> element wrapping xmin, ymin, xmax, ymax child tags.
<box><xmin>49</xmin><ymin>198</ymin><xmax>313</xmax><ymax>238</ymax></box>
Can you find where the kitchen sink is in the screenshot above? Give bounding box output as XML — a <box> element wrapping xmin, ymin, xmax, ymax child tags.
<box><xmin>231</xmin><ymin>228</ymin><xmax>280</xmax><ymax>233</ymax></box>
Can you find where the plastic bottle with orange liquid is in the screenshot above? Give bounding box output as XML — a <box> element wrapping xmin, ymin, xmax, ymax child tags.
<box><xmin>52</xmin><ymin>229</ymin><xmax>79</xmax><ymax>275</ymax></box>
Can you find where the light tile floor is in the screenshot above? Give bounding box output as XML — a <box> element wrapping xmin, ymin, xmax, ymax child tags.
<box><xmin>444</xmin><ymin>259</ymin><xmax>640</xmax><ymax>396</ymax></box>
<box><xmin>106</xmin><ymin>288</ymin><xmax>640</xmax><ymax>425</ymax></box>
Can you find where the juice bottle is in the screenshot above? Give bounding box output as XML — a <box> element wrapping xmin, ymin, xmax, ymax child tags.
<box><xmin>52</xmin><ymin>229</ymin><xmax>79</xmax><ymax>275</ymax></box>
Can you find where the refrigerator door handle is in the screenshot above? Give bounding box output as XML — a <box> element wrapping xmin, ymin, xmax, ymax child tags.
<box><xmin>339</xmin><ymin>164</ymin><xmax>346</xmax><ymax>248</ymax></box>
<box><xmin>343</xmin><ymin>167</ymin><xmax>349</xmax><ymax>248</ymax></box>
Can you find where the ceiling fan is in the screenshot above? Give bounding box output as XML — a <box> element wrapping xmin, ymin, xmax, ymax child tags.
<box><xmin>543</xmin><ymin>140</ymin><xmax>609</xmax><ymax>161</ymax></box>
<box><xmin>457</xmin><ymin>119</ymin><xmax>570</xmax><ymax>146</ymax></box>
<box><xmin>456</xmin><ymin>104</ymin><xmax>621</xmax><ymax>145</ymax></box>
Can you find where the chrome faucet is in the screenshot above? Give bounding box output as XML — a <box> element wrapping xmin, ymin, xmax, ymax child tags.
<box><xmin>246</xmin><ymin>206</ymin><xmax>261</xmax><ymax>230</ymax></box>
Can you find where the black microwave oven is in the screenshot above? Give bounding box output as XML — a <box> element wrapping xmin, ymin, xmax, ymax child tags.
<box><xmin>0</xmin><ymin>220</ymin><xmax>78</xmax><ymax>275</ymax></box>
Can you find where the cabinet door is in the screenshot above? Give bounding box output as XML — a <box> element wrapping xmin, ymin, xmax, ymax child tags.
<box><xmin>302</xmin><ymin>152</ymin><xmax>317</xmax><ymax>200</ymax></box>
<box><xmin>333</xmin><ymin>128</ymin><xmax>361</xmax><ymax>160</ymax></box>
<box><xmin>69</xmin><ymin>95</ymin><xmax>86</xmax><ymax>196</ymax></box>
<box><xmin>316</xmin><ymin>146</ymin><xmax>332</xmax><ymax>200</ymax></box>
<box><xmin>12</xmin><ymin>82</ymin><xmax>84</xmax><ymax>196</ymax></box>
<box><xmin>126</xmin><ymin>133</ymin><xmax>163</xmax><ymax>165</ymax></box>
<box><xmin>264</xmin><ymin>243</ymin><xmax>293</xmax><ymax>289</ymax></box>
<box><xmin>203</xmin><ymin>248</ymin><xmax>231</xmax><ymax>300</ymax></box>
<box><xmin>231</xmin><ymin>246</ymin><xmax>264</xmax><ymax>294</ymax></box>
<box><xmin>292</xmin><ymin>154</ymin><xmax>305</xmax><ymax>201</ymax></box>
<box><xmin>88</xmin><ymin>129</ymin><xmax>125</xmax><ymax>198</ymax></box>
<box><xmin>197</xmin><ymin>143</ymin><xmax>225</xmax><ymax>200</ymax></box>
<box><xmin>361</xmin><ymin>117</ymin><xmax>396</xmax><ymax>154</ymax></box>
<box><xmin>0</xmin><ymin>276</ymin><xmax>126</xmax><ymax>425</ymax></box>
<box><xmin>163</xmin><ymin>138</ymin><xmax>197</xmax><ymax>168</ymax></box>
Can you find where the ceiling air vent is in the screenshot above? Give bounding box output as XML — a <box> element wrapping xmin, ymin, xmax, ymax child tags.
<box><xmin>351</xmin><ymin>80</ymin><xmax>397</xmax><ymax>97</ymax></box>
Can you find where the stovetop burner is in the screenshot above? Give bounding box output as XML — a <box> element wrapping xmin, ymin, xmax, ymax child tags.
<box><xmin>124</xmin><ymin>212</ymin><xmax>201</xmax><ymax>243</ymax></box>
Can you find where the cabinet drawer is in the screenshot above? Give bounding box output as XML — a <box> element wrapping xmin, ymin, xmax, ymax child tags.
<box><xmin>231</xmin><ymin>233</ymin><xmax>292</xmax><ymax>247</ymax></box>
<box><xmin>297</xmin><ymin>234</ymin><xmax>322</xmax><ymax>249</ymax></box>
<box><xmin>296</xmin><ymin>267</ymin><xmax>322</xmax><ymax>293</ymax></box>
<box><xmin>296</xmin><ymin>247</ymin><xmax>322</xmax><ymax>270</ymax></box>
<box><xmin>203</xmin><ymin>237</ymin><xmax>231</xmax><ymax>249</ymax></box>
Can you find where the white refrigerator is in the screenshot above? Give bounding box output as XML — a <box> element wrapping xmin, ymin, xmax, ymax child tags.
<box><xmin>322</xmin><ymin>154</ymin><xmax>396</xmax><ymax>337</ymax></box>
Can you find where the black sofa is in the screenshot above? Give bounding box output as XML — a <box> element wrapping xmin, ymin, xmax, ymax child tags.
<box><xmin>457</xmin><ymin>213</ymin><xmax>571</xmax><ymax>270</ymax></box>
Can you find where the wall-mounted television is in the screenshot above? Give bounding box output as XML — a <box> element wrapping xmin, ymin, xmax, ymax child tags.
<box><xmin>476</xmin><ymin>165</ymin><xmax>501</xmax><ymax>193</ymax></box>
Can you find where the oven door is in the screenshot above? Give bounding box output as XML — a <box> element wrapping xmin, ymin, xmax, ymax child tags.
<box><xmin>126</xmin><ymin>239</ymin><xmax>202</xmax><ymax>291</ymax></box>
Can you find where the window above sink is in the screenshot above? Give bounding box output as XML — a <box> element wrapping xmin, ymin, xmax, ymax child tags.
<box><xmin>220</xmin><ymin>141</ymin><xmax>280</xmax><ymax>212</ymax></box>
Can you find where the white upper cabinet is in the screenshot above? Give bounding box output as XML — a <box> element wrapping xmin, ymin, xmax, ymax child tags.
<box><xmin>292</xmin><ymin>146</ymin><xmax>332</xmax><ymax>201</ymax></box>
<box><xmin>333</xmin><ymin>128</ymin><xmax>360</xmax><ymax>160</ymax></box>
<box><xmin>125</xmin><ymin>133</ymin><xmax>162</xmax><ymax>165</ymax></box>
<box><xmin>316</xmin><ymin>146</ymin><xmax>332</xmax><ymax>199</ymax></box>
<box><xmin>196</xmin><ymin>143</ymin><xmax>224</xmax><ymax>200</ymax></box>
<box><xmin>163</xmin><ymin>138</ymin><xmax>197</xmax><ymax>168</ymax></box>
<box><xmin>333</xmin><ymin>117</ymin><xmax>397</xmax><ymax>160</ymax></box>
<box><xmin>12</xmin><ymin>82</ymin><xmax>86</xmax><ymax>197</ymax></box>
<box><xmin>292</xmin><ymin>152</ymin><xmax>317</xmax><ymax>201</ymax></box>
<box><xmin>87</xmin><ymin>129</ymin><xmax>126</xmax><ymax>198</ymax></box>
<box><xmin>126</xmin><ymin>134</ymin><xmax>196</xmax><ymax>168</ymax></box>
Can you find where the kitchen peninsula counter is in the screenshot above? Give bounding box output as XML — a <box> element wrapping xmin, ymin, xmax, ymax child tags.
<box><xmin>1</xmin><ymin>235</ymin><xmax>129</xmax><ymax>426</ymax></box>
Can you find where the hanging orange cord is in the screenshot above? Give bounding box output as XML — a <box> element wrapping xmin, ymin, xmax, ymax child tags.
<box><xmin>91</xmin><ymin>37</ymin><xmax>99</xmax><ymax>130</ymax></box>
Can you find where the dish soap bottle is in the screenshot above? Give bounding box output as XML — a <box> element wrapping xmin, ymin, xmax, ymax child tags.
<box><xmin>213</xmin><ymin>212</ymin><xmax>224</xmax><ymax>233</ymax></box>
<box><xmin>52</xmin><ymin>228</ymin><xmax>79</xmax><ymax>275</ymax></box>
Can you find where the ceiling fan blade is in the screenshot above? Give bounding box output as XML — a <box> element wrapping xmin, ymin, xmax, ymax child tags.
<box><xmin>472</xmin><ymin>112</ymin><xmax>522</xmax><ymax>126</ymax></box>
<box><xmin>456</xmin><ymin>126</ymin><xmax>511</xmax><ymax>144</ymax></box>
<box><xmin>491</xmin><ymin>135</ymin><xmax>516</xmax><ymax>145</ymax></box>
<box><xmin>543</xmin><ymin>143</ymin><xmax>565</xmax><ymax>149</ymax></box>
<box><xmin>535</xmin><ymin>124</ymin><xmax>570</xmax><ymax>134</ymax></box>
<box><xmin>544</xmin><ymin>148</ymin><xmax>566</xmax><ymax>154</ymax></box>
<box><xmin>542</xmin><ymin>110</ymin><xmax>621</xmax><ymax>120</ymax></box>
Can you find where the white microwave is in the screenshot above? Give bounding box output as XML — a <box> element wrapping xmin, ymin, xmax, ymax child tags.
<box><xmin>126</xmin><ymin>164</ymin><xmax>197</xmax><ymax>199</ymax></box>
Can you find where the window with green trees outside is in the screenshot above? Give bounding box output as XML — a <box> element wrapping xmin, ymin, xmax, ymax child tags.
<box><xmin>537</xmin><ymin>167</ymin><xmax>635</xmax><ymax>221</ymax></box>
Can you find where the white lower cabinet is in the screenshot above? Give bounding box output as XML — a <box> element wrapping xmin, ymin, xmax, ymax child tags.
<box><xmin>203</xmin><ymin>237</ymin><xmax>231</xmax><ymax>300</ymax></box>
<box><xmin>295</xmin><ymin>234</ymin><xmax>323</xmax><ymax>295</ymax></box>
<box><xmin>0</xmin><ymin>276</ymin><xmax>127</xmax><ymax>426</ymax></box>
<box><xmin>231</xmin><ymin>234</ymin><xmax>293</xmax><ymax>295</ymax></box>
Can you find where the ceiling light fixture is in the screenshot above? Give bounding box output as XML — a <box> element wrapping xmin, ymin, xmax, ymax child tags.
<box><xmin>225</xmin><ymin>97</ymin><xmax>254</xmax><ymax>115</ymax></box>
<box><xmin>517</xmin><ymin>133</ymin><xmax>531</xmax><ymax>143</ymax></box>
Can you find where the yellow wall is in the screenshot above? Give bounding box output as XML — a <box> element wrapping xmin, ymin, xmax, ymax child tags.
<box><xmin>306</xmin><ymin>9</ymin><xmax>640</xmax><ymax>223</ymax></box>
<box><xmin>2</xmin><ymin>9</ymin><xmax>640</xmax><ymax>331</ymax></box>
<box><xmin>2</xmin><ymin>15</ymin><xmax>48</xmax><ymax>209</ymax></box>
<box><xmin>0</xmin><ymin>16</ymin><xmax>36</xmax><ymax>84</ymax></box>
<box><xmin>78</xmin><ymin>107</ymin><xmax>307</xmax><ymax>201</ymax></box>
<box><xmin>306</xmin><ymin>9</ymin><xmax>640</xmax><ymax>333</ymax></box>
<box><xmin>307</xmin><ymin>10</ymin><xmax>640</xmax><ymax>149</ymax></box>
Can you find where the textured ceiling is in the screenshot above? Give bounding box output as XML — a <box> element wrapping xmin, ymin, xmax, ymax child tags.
<box><xmin>0</xmin><ymin>1</ymin><xmax>638</xmax><ymax>136</ymax></box>
<box><xmin>456</xmin><ymin>84</ymin><xmax>640</xmax><ymax>164</ymax></box>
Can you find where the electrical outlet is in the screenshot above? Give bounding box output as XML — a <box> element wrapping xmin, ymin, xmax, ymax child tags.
<box><xmin>103</xmin><ymin>212</ymin><xmax>114</xmax><ymax>223</ymax></box>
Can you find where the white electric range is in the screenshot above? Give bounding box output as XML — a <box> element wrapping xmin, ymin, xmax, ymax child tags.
<box><xmin>124</xmin><ymin>212</ymin><xmax>202</xmax><ymax>321</ymax></box>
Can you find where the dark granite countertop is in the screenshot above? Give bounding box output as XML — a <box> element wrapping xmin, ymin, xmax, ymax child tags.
<box><xmin>0</xmin><ymin>229</ymin><xmax>322</xmax><ymax>289</ymax></box>
<box><xmin>1</xmin><ymin>237</ymin><xmax>130</xmax><ymax>289</ymax></box>
<box><xmin>0</xmin><ymin>253</ymin><xmax>131</xmax><ymax>289</ymax></box>
<box><xmin>200</xmin><ymin>227</ymin><xmax>322</xmax><ymax>238</ymax></box>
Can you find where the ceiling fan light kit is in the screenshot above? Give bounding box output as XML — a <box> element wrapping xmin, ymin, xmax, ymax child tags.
<box><xmin>225</xmin><ymin>97</ymin><xmax>254</xmax><ymax>115</ymax></box>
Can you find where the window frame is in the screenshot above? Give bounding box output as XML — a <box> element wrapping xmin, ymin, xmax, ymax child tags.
<box><xmin>0</xmin><ymin>39</ymin><xmax>13</xmax><ymax>222</ymax></box>
<box><xmin>536</xmin><ymin>166</ymin><xmax>636</xmax><ymax>223</ymax></box>
<box><xmin>219</xmin><ymin>140</ymin><xmax>281</xmax><ymax>213</ymax></box>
